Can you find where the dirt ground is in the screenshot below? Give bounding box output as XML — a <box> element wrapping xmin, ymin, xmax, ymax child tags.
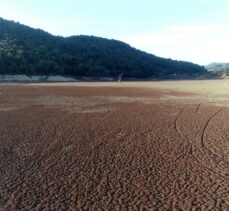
<box><xmin>0</xmin><ymin>84</ymin><xmax>228</xmax><ymax>210</ymax></box>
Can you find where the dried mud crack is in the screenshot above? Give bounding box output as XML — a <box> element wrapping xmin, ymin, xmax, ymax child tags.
<box><xmin>0</xmin><ymin>85</ymin><xmax>228</xmax><ymax>210</ymax></box>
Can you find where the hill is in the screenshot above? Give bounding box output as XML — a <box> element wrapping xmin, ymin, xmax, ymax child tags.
<box><xmin>206</xmin><ymin>63</ymin><xmax>229</xmax><ymax>73</ymax></box>
<box><xmin>205</xmin><ymin>63</ymin><xmax>229</xmax><ymax>78</ymax></box>
<box><xmin>0</xmin><ymin>17</ymin><xmax>208</xmax><ymax>79</ymax></box>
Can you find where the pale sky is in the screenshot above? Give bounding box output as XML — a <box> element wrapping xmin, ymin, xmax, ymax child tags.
<box><xmin>0</xmin><ymin>0</ymin><xmax>228</xmax><ymax>65</ymax></box>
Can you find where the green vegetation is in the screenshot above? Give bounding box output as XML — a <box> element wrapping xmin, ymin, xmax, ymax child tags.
<box><xmin>0</xmin><ymin>17</ymin><xmax>208</xmax><ymax>79</ymax></box>
<box><xmin>206</xmin><ymin>63</ymin><xmax>229</xmax><ymax>77</ymax></box>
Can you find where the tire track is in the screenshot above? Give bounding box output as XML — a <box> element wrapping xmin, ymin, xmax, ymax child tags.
<box><xmin>174</xmin><ymin>106</ymin><xmax>228</xmax><ymax>179</ymax></box>
<box><xmin>174</xmin><ymin>106</ymin><xmax>186</xmax><ymax>139</ymax></box>
<box><xmin>200</xmin><ymin>108</ymin><xmax>228</xmax><ymax>164</ymax></box>
<box><xmin>196</xmin><ymin>103</ymin><xmax>201</xmax><ymax>113</ymax></box>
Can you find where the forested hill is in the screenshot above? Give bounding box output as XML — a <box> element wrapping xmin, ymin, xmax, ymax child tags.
<box><xmin>206</xmin><ymin>63</ymin><xmax>229</xmax><ymax>73</ymax></box>
<box><xmin>0</xmin><ymin>17</ymin><xmax>208</xmax><ymax>79</ymax></box>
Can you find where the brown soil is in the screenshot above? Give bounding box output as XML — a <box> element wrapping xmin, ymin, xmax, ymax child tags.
<box><xmin>0</xmin><ymin>85</ymin><xmax>228</xmax><ymax>210</ymax></box>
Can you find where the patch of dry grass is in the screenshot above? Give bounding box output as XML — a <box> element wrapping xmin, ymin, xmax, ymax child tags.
<box><xmin>26</xmin><ymin>79</ymin><xmax>229</xmax><ymax>96</ymax></box>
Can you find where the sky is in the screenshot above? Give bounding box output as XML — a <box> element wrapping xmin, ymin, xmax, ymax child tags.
<box><xmin>0</xmin><ymin>0</ymin><xmax>228</xmax><ymax>65</ymax></box>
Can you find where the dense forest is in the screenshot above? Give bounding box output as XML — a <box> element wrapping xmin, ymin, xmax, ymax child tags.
<box><xmin>0</xmin><ymin>17</ymin><xmax>209</xmax><ymax>79</ymax></box>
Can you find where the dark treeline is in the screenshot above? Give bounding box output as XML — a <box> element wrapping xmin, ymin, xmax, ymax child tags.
<box><xmin>0</xmin><ymin>17</ymin><xmax>208</xmax><ymax>79</ymax></box>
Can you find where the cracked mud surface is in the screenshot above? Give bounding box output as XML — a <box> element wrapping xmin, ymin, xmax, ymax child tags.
<box><xmin>0</xmin><ymin>85</ymin><xmax>228</xmax><ymax>210</ymax></box>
